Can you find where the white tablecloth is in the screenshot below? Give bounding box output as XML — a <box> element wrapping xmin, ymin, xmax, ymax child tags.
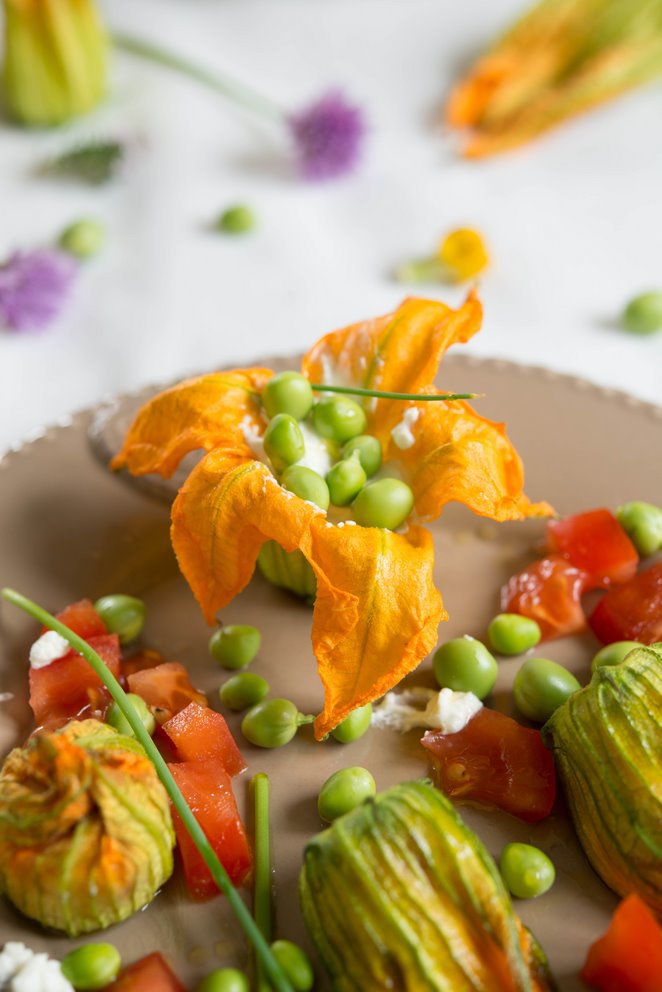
<box><xmin>1</xmin><ymin>0</ymin><xmax>661</xmax><ymax>454</ymax></box>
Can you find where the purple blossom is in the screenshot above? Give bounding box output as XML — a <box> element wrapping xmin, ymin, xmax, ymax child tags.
<box><xmin>287</xmin><ymin>90</ymin><xmax>365</xmax><ymax>181</ymax></box>
<box><xmin>0</xmin><ymin>249</ymin><xmax>77</xmax><ymax>332</ymax></box>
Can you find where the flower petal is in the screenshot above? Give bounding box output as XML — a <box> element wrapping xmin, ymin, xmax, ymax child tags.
<box><xmin>112</xmin><ymin>369</ymin><xmax>272</xmax><ymax>478</ymax></box>
<box><xmin>301</xmin><ymin>294</ymin><xmax>482</xmax><ymax>433</ymax></box>
<box><xmin>170</xmin><ymin>450</ymin><xmax>324</xmax><ymax>623</ymax></box>
<box><xmin>388</xmin><ymin>399</ymin><xmax>553</xmax><ymax>521</ymax></box>
<box><xmin>308</xmin><ymin>521</ymin><xmax>446</xmax><ymax>739</ymax></box>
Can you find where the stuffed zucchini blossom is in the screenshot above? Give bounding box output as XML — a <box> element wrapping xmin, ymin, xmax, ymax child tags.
<box><xmin>113</xmin><ymin>296</ymin><xmax>551</xmax><ymax>738</ymax></box>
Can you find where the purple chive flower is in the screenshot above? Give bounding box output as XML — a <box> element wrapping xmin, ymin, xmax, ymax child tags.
<box><xmin>287</xmin><ymin>90</ymin><xmax>365</xmax><ymax>181</ymax></box>
<box><xmin>0</xmin><ymin>249</ymin><xmax>77</xmax><ymax>332</ymax></box>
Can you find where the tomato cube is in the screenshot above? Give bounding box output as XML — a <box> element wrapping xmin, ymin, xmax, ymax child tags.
<box><xmin>103</xmin><ymin>952</ymin><xmax>186</xmax><ymax>992</ymax></box>
<box><xmin>501</xmin><ymin>556</ymin><xmax>588</xmax><ymax>640</ymax></box>
<box><xmin>168</xmin><ymin>759</ymin><xmax>252</xmax><ymax>898</ymax></box>
<box><xmin>581</xmin><ymin>894</ymin><xmax>662</xmax><ymax>992</ymax></box>
<box><xmin>127</xmin><ymin>662</ymin><xmax>207</xmax><ymax>724</ymax></box>
<box><xmin>589</xmin><ymin>562</ymin><xmax>662</xmax><ymax>645</ymax></box>
<box><xmin>29</xmin><ymin>633</ymin><xmax>121</xmax><ymax>725</ymax></box>
<box><xmin>43</xmin><ymin>598</ymin><xmax>107</xmax><ymax>639</ymax></box>
<box><xmin>547</xmin><ymin>509</ymin><xmax>638</xmax><ymax>589</ymax></box>
<box><xmin>162</xmin><ymin>702</ymin><xmax>247</xmax><ymax>777</ymax></box>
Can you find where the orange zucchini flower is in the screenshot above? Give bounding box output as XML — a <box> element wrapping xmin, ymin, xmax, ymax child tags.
<box><xmin>113</xmin><ymin>296</ymin><xmax>551</xmax><ymax>738</ymax></box>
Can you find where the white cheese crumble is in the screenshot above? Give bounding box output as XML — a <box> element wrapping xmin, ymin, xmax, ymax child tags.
<box><xmin>293</xmin><ymin>421</ymin><xmax>334</xmax><ymax>477</ymax></box>
<box><xmin>29</xmin><ymin>631</ymin><xmax>70</xmax><ymax>670</ymax></box>
<box><xmin>241</xmin><ymin>417</ymin><xmax>271</xmax><ymax>467</ymax></box>
<box><xmin>372</xmin><ymin>686</ymin><xmax>482</xmax><ymax>734</ymax></box>
<box><xmin>391</xmin><ymin>407</ymin><xmax>420</xmax><ymax>450</ymax></box>
<box><xmin>0</xmin><ymin>943</ymin><xmax>73</xmax><ymax>992</ymax></box>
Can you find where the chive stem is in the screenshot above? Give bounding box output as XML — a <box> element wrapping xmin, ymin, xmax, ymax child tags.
<box><xmin>1</xmin><ymin>588</ymin><xmax>294</xmax><ymax>992</ymax></box>
<box><xmin>252</xmin><ymin>773</ymin><xmax>272</xmax><ymax>992</ymax></box>
<box><xmin>310</xmin><ymin>384</ymin><xmax>481</xmax><ymax>402</ymax></box>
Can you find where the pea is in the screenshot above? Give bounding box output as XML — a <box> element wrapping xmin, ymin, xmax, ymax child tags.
<box><xmin>326</xmin><ymin>452</ymin><xmax>367</xmax><ymax>507</ymax></box>
<box><xmin>317</xmin><ymin>766</ymin><xmax>376</xmax><ymax>822</ymax></box>
<box><xmin>216</xmin><ymin>204</ymin><xmax>255</xmax><ymax>234</ymax></box>
<box><xmin>262</xmin><ymin>371</ymin><xmax>314</xmax><ymax>421</ymax></box>
<box><xmin>352</xmin><ymin>478</ymin><xmax>414</xmax><ymax>530</ymax></box>
<box><xmin>488</xmin><ymin>614</ymin><xmax>541</xmax><ymax>656</ymax></box>
<box><xmin>282</xmin><ymin>464</ymin><xmax>330</xmax><ymax>510</ymax></box>
<box><xmin>313</xmin><ymin>396</ymin><xmax>367</xmax><ymax>443</ymax></box>
<box><xmin>209</xmin><ymin>625</ymin><xmax>261</xmax><ymax>669</ymax></box>
<box><xmin>220</xmin><ymin>672</ymin><xmax>269</xmax><ymax>711</ymax></box>
<box><xmin>342</xmin><ymin>434</ymin><xmax>382</xmax><ymax>477</ymax></box>
<box><xmin>499</xmin><ymin>843</ymin><xmax>555</xmax><ymax>899</ymax></box>
<box><xmin>591</xmin><ymin>640</ymin><xmax>640</xmax><ymax>673</ymax></box>
<box><xmin>621</xmin><ymin>291</ymin><xmax>662</xmax><ymax>335</ymax></box>
<box><xmin>94</xmin><ymin>594</ymin><xmax>145</xmax><ymax>644</ymax></box>
<box><xmin>433</xmin><ymin>636</ymin><xmax>497</xmax><ymax>700</ymax></box>
<box><xmin>59</xmin><ymin>218</ymin><xmax>105</xmax><ymax>259</ymax></box>
<box><xmin>241</xmin><ymin>698</ymin><xmax>313</xmax><ymax>748</ymax></box>
<box><xmin>331</xmin><ymin>702</ymin><xmax>372</xmax><ymax>743</ymax></box>
<box><xmin>513</xmin><ymin>657</ymin><xmax>581</xmax><ymax>723</ymax></box>
<box><xmin>61</xmin><ymin>943</ymin><xmax>121</xmax><ymax>989</ymax></box>
<box><xmin>196</xmin><ymin>968</ymin><xmax>249</xmax><ymax>992</ymax></box>
<box><xmin>616</xmin><ymin>501</ymin><xmax>662</xmax><ymax>557</ymax></box>
<box><xmin>263</xmin><ymin>414</ymin><xmax>305</xmax><ymax>472</ymax></box>
<box><xmin>270</xmin><ymin>941</ymin><xmax>314</xmax><ymax>992</ymax></box>
<box><xmin>106</xmin><ymin>693</ymin><xmax>155</xmax><ymax>738</ymax></box>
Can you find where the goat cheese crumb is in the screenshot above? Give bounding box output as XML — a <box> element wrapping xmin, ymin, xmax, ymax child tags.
<box><xmin>29</xmin><ymin>631</ymin><xmax>70</xmax><ymax>670</ymax></box>
<box><xmin>0</xmin><ymin>943</ymin><xmax>73</xmax><ymax>992</ymax></box>
<box><xmin>372</xmin><ymin>686</ymin><xmax>482</xmax><ymax>734</ymax></box>
<box><xmin>391</xmin><ymin>407</ymin><xmax>419</xmax><ymax>450</ymax></box>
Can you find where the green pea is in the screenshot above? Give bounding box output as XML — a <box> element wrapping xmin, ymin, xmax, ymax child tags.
<box><xmin>94</xmin><ymin>594</ymin><xmax>145</xmax><ymax>644</ymax></box>
<box><xmin>616</xmin><ymin>501</ymin><xmax>662</xmax><ymax>557</ymax></box>
<box><xmin>262</xmin><ymin>371</ymin><xmax>314</xmax><ymax>421</ymax></box>
<box><xmin>621</xmin><ymin>291</ymin><xmax>662</xmax><ymax>335</ymax></box>
<box><xmin>499</xmin><ymin>843</ymin><xmax>555</xmax><ymax>899</ymax></box>
<box><xmin>513</xmin><ymin>657</ymin><xmax>581</xmax><ymax>723</ymax></box>
<box><xmin>59</xmin><ymin>218</ymin><xmax>105</xmax><ymax>259</ymax></box>
<box><xmin>216</xmin><ymin>204</ymin><xmax>255</xmax><ymax>234</ymax></box>
<box><xmin>270</xmin><ymin>941</ymin><xmax>314</xmax><ymax>992</ymax></box>
<box><xmin>282</xmin><ymin>464</ymin><xmax>330</xmax><ymax>510</ymax></box>
<box><xmin>433</xmin><ymin>636</ymin><xmax>498</xmax><ymax>700</ymax></box>
<box><xmin>61</xmin><ymin>943</ymin><xmax>121</xmax><ymax>989</ymax></box>
<box><xmin>487</xmin><ymin>614</ymin><xmax>542</xmax><ymax>656</ymax></box>
<box><xmin>331</xmin><ymin>702</ymin><xmax>372</xmax><ymax>743</ymax></box>
<box><xmin>196</xmin><ymin>968</ymin><xmax>249</xmax><ymax>992</ymax></box>
<box><xmin>591</xmin><ymin>640</ymin><xmax>640</xmax><ymax>674</ymax></box>
<box><xmin>220</xmin><ymin>672</ymin><xmax>269</xmax><ymax>711</ymax></box>
<box><xmin>326</xmin><ymin>452</ymin><xmax>367</xmax><ymax>507</ymax></box>
<box><xmin>352</xmin><ymin>478</ymin><xmax>414</xmax><ymax>530</ymax></box>
<box><xmin>313</xmin><ymin>396</ymin><xmax>367</xmax><ymax>443</ymax></box>
<box><xmin>241</xmin><ymin>698</ymin><xmax>313</xmax><ymax>748</ymax></box>
<box><xmin>209</xmin><ymin>625</ymin><xmax>261</xmax><ymax>670</ymax></box>
<box><xmin>263</xmin><ymin>414</ymin><xmax>305</xmax><ymax>472</ymax></box>
<box><xmin>106</xmin><ymin>693</ymin><xmax>155</xmax><ymax>738</ymax></box>
<box><xmin>318</xmin><ymin>766</ymin><xmax>376</xmax><ymax>822</ymax></box>
<box><xmin>342</xmin><ymin>434</ymin><xmax>382</xmax><ymax>477</ymax></box>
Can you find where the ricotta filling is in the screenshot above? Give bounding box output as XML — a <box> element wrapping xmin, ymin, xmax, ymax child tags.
<box><xmin>293</xmin><ymin>421</ymin><xmax>334</xmax><ymax>477</ymax></box>
<box><xmin>391</xmin><ymin>407</ymin><xmax>420</xmax><ymax>450</ymax></box>
<box><xmin>29</xmin><ymin>631</ymin><xmax>70</xmax><ymax>670</ymax></box>
<box><xmin>372</xmin><ymin>686</ymin><xmax>482</xmax><ymax>734</ymax></box>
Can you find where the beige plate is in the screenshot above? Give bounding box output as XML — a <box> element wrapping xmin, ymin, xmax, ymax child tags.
<box><xmin>1</xmin><ymin>354</ymin><xmax>661</xmax><ymax>990</ymax></box>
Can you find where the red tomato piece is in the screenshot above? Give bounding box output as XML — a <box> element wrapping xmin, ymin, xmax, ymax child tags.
<box><xmin>501</xmin><ymin>556</ymin><xmax>588</xmax><ymax>640</ymax></box>
<box><xmin>547</xmin><ymin>509</ymin><xmax>638</xmax><ymax>590</ymax></box>
<box><xmin>422</xmin><ymin>707</ymin><xmax>556</xmax><ymax>823</ymax></box>
<box><xmin>42</xmin><ymin>598</ymin><xmax>107</xmax><ymax>639</ymax></box>
<box><xmin>29</xmin><ymin>633</ymin><xmax>121</xmax><ymax>725</ymax></box>
<box><xmin>127</xmin><ymin>662</ymin><xmax>207</xmax><ymax>724</ymax></box>
<box><xmin>168</xmin><ymin>759</ymin><xmax>252</xmax><ymax>898</ymax></box>
<box><xmin>162</xmin><ymin>702</ymin><xmax>247</xmax><ymax>778</ymax></box>
<box><xmin>103</xmin><ymin>952</ymin><xmax>186</xmax><ymax>992</ymax></box>
<box><xmin>121</xmin><ymin>647</ymin><xmax>168</xmax><ymax>677</ymax></box>
<box><xmin>589</xmin><ymin>561</ymin><xmax>662</xmax><ymax>645</ymax></box>
<box><xmin>580</xmin><ymin>894</ymin><xmax>662</xmax><ymax>992</ymax></box>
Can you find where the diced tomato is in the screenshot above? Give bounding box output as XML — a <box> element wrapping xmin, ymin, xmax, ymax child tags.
<box><xmin>162</xmin><ymin>702</ymin><xmax>247</xmax><ymax>777</ymax></box>
<box><xmin>422</xmin><ymin>707</ymin><xmax>556</xmax><ymax>823</ymax></box>
<box><xmin>29</xmin><ymin>633</ymin><xmax>121</xmax><ymax>725</ymax></box>
<box><xmin>501</xmin><ymin>556</ymin><xmax>588</xmax><ymax>640</ymax></box>
<box><xmin>42</xmin><ymin>598</ymin><xmax>107</xmax><ymax>639</ymax></box>
<box><xmin>589</xmin><ymin>562</ymin><xmax>662</xmax><ymax>646</ymax></box>
<box><xmin>121</xmin><ymin>647</ymin><xmax>168</xmax><ymax>677</ymax></box>
<box><xmin>127</xmin><ymin>662</ymin><xmax>207</xmax><ymax>724</ymax></box>
<box><xmin>580</xmin><ymin>894</ymin><xmax>662</xmax><ymax>992</ymax></box>
<box><xmin>168</xmin><ymin>759</ymin><xmax>252</xmax><ymax>898</ymax></box>
<box><xmin>547</xmin><ymin>509</ymin><xmax>638</xmax><ymax>590</ymax></box>
<box><xmin>102</xmin><ymin>951</ymin><xmax>186</xmax><ymax>992</ymax></box>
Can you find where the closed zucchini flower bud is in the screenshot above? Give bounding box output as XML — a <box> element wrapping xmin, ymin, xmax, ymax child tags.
<box><xmin>2</xmin><ymin>0</ymin><xmax>107</xmax><ymax>126</ymax></box>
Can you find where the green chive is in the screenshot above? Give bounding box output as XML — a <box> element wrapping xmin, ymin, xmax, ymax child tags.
<box><xmin>252</xmin><ymin>773</ymin><xmax>272</xmax><ymax>992</ymax></box>
<box><xmin>310</xmin><ymin>384</ymin><xmax>480</xmax><ymax>402</ymax></box>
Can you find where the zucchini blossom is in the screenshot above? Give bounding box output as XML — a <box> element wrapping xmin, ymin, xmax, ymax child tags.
<box><xmin>0</xmin><ymin>719</ymin><xmax>174</xmax><ymax>936</ymax></box>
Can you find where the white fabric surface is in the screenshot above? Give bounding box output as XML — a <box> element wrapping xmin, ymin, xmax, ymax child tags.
<box><xmin>1</xmin><ymin>0</ymin><xmax>661</xmax><ymax>454</ymax></box>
